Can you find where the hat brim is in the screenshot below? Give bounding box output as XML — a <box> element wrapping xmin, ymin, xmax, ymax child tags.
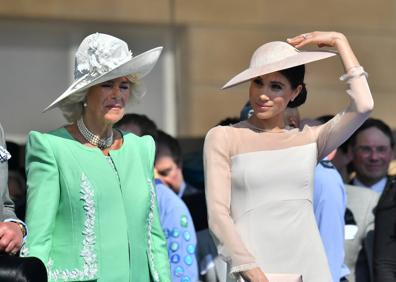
<box><xmin>43</xmin><ymin>46</ymin><xmax>163</xmax><ymax>112</ymax></box>
<box><xmin>222</xmin><ymin>50</ymin><xmax>337</xmax><ymax>89</ymax></box>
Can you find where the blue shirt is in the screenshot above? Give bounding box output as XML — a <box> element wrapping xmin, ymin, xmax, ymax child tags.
<box><xmin>313</xmin><ymin>160</ymin><xmax>349</xmax><ymax>281</ymax></box>
<box><xmin>155</xmin><ymin>179</ymin><xmax>199</xmax><ymax>282</ymax></box>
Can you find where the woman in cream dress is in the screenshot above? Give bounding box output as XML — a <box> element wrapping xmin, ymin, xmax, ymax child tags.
<box><xmin>204</xmin><ymin>31</ymin><xmax>374</xmax><ymax>282</ymax></box>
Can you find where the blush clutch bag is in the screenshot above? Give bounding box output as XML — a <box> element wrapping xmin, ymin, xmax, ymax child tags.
<box><xmin>237</xmin><ymin>273</ymin><xmax>302</xmax><ymax>282</ymax></box>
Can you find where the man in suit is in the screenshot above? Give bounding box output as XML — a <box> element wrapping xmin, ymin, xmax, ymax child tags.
<box><xmin>348</xmin><ymin>118</ymin><xmax>394</xmax><ymax>194</ymax></box>
<box><xmin>373</xmin><ymin>176</ymin><xmax>396</xmax><ymax>282</ymax></box>
<box><xmin>345</xmin><ymin>118</ymin><xmax>394</xmax><ymax>280</ymax></box>
<box><xmin>0</xmin><ymin>122</ymin><xmax>26</xmax><ymax>255</ymax></box>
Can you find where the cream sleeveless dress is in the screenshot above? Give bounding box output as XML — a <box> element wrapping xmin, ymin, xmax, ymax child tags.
<box><xmin>204</xmin><ymin>70</ymin><xmax>372</xmax><ymax>282</ymax></box>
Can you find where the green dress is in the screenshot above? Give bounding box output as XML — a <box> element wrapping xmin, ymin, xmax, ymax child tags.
<box><xmin>21</xmin><ymin>128</ymin><xmax>171</xmax><ymax>282</ymax></box>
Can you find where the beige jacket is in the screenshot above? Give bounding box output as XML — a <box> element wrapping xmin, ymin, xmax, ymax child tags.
<box><xmin>344</xmin><ymin>184</ymin><xmax>379</xmax><ymax>282</ymax></box>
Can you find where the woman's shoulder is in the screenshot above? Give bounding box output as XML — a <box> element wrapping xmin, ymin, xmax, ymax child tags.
<box><xmin>121</xmin><ymin>130</ymin><xmax>154</xmax><ymax>145</ymax></box>
<box><xmin>26</xmin><ymin>128</ymin><xmax>73</xmax><ymax>157</ymax></box>
<box><xmin>28</xmin><ymin>127</ymin><xmax>69</xmax><ymax>142</ymax></box>
<box><xmin>204</xmin><ymin>124</ymin><xmax>246</xmax><ymax>154</ymax></box>
<box><xmin>206</xmin><ymin>121</ymin><xmax>243</xmax><ymax>138</ymax></box>
<box><xmin>121</xmin><ymin>131</ymin><xmax>155</xmax><ymax>156</ymax></box>
<box><xmin>205</xmin><ymin>125</ymin><xmax>228</xmax><ymax>143</ymax></box>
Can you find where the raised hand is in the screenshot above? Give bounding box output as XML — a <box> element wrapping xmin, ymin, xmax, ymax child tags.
<box><xmin>286</xmin><ymin>31</ymin><xmax>347</xmax><ymax>49</ymax></box>
<box><xmin>287</xmin><ymin>31</ymin><xmax>359</xmax><ymax>72</ymax></box>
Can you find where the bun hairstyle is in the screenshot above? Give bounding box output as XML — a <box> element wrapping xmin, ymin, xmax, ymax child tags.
<box><xmin>279</xmin><ymin>65</ymin><xmax>307</xmax><ymax>108</ymax></box>
<box><xmin>287</xmin><ymin>83</ymin><xmax>307</xmax><ymax>108</ymax></box>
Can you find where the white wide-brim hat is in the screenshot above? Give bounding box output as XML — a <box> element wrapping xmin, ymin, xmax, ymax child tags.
<box><xmin>222</xmin><ymin>41</ymin><xmax>337</xmax><ymax>89</ymax></box>
<box><xmin>43</xmin><ymin>32</ymin><xmax>163</xmax><ymax>112</ymax></box>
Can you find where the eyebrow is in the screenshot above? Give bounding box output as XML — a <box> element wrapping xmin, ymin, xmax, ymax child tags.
<box><xmin>270</xmin><ymin>80</ymin><xmax>285</xmax><ymax>86</ymax></box>
<box><xmin>102</xmin><ymin>79</ymin><xmax>129</xmax><ymax>84</ymax></box>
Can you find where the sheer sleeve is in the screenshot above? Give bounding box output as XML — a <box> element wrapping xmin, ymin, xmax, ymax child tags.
<box><xmin>204</xmin><ymin>126</ymin><xmax>258</xmax><ymax>274</ymax></box>
<box><xmin>314</xmin><ymin>66</ymin><xmax>374</xmax><ymax>160</ymax></box>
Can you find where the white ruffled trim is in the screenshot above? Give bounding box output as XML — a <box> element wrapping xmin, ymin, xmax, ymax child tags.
<box><xmin>339</xmin><ymin>66</ymin><xmax>368</xmax><ymax>82</ymax></box>
<box><xmin>20</xmin><ymin>245</ymin><xmax>29</xmax><ymax>257</ymax></box>
<box><xmin>0</xmin><ymin>145</ymin><xmax>11</xmax><ymax>163</ymax></box>
<box><xmin>147</xmin><ymin>178</ymin><xmax>160</xmax><ymax>282</ymax></box>
<box><xmin>48</xmin><ymin>173</ymin><xmax>98</xmax><ymax>281</ymax></box>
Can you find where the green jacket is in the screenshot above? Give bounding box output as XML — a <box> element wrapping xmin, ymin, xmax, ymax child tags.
<box><xmin>21</xmin><ymin>128</ymin><xmax>171</xmax><ymax>282</ymax></box>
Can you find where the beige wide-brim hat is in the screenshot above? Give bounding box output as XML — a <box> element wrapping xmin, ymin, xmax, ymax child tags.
<box><xmin>222</xmin><ymin>41</ymin><xmax>337</xmax><ymax>89</ymax></box>
<box><xmin>43</xmin><ymin>33</ymin><xmax>163</xmax><ymax>112</ymax></box>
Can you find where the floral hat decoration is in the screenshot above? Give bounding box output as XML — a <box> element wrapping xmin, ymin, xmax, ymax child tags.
<box><xmin>43</xmin><ymin>32</ymin><xmax>163</xmax><ymax>112</ymax></box>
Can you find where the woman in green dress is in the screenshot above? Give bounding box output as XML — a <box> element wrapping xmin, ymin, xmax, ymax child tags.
<box><xmin>21</xmin><ymin>33</ymin><xmax>171</xmax><ymax>282</ymax></box>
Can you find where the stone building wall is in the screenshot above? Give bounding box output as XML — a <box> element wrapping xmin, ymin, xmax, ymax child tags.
<box><xmin>0</xmin><ymin>0</ymin><xmax>395</xmax><ymax>136</ymax></box>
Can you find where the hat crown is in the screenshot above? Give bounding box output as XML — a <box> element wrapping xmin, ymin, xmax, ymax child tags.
<box><xmin>74</xmin><ymin>33</ymin><xmax>132</xmax><ymax>80</ymax></box>
<box><xmin>249</xmin><ymin>41</ymin><xmax>299</xmax><ymax>69</ymax></box>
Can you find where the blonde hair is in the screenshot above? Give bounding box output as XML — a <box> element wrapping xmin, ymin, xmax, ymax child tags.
<box><xmin>58</xmin><ymin>75</ymin><xmax>146</xmax><ymax>123</ymax></box>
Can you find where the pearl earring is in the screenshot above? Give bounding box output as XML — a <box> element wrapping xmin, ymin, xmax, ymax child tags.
<box><xmin>83</xmin><ymin>102</ymin><xmax>87</xmax><ymax>108</ymax></box>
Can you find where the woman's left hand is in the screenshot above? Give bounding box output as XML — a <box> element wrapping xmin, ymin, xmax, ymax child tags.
<box><xmin>287</xmin><ymin>31</ymin><xmax>347</xmax><ymax>49</ymax></box>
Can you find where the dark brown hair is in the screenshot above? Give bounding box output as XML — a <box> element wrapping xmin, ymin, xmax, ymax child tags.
<box><xmin>280</xmin><ymin>64</ymin><xmax>306</xmax><ymax>108</ymax></box>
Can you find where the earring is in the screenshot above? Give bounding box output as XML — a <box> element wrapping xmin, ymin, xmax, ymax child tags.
<box><xmin>83</xmin><ymin>102</ymin><xmax>87</xmax><ymax>108</ymax></box>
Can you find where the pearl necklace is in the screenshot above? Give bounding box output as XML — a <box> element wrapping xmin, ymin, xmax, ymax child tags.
<box><xmin>77</xmin><ymin>118</ymin><xmax>113</xmax><ymax>150</ymax></box>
